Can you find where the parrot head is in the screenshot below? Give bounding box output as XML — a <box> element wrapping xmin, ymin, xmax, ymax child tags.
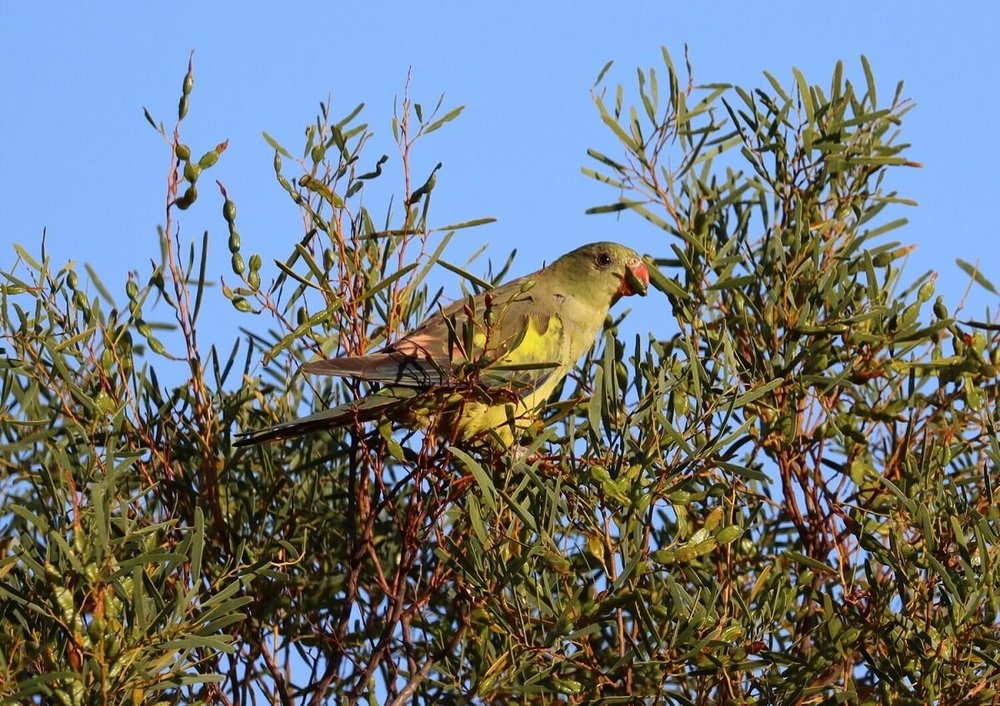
<box><xmin>550</xmin><ymin>241</ymin><xmax>649</xmax><ymax>305</ymax></box>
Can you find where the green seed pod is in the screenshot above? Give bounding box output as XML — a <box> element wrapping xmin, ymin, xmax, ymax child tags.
<box><xmin>248</xmin><ymin>253</ymin><xmax>262</xmax><ymax>272</ymax></box>
<box><xmin>183</xmin><ymin>160</ymin><xmax>201</xmax><ymax>183</ymax></box>
<box><xmin>933</xmin><ymin>295</ymin><xmax>948</xmax><ymax>320</ymax></box>
<box><xmin>74</xmin><ymin>290</ymin><xmax>90</xmax><ymax>316</ymax></box>
<box><xmin>182</xmin><ymin>71</ymin><xmax>193</xmax><ymax>96</ymax></box>
<box><xmin>175</xmin><ymin>184</ymin><xmax>197</xmax><ymax>210</ymax></box>
<box><xmin>231</xmin><ymin>253</ymin><xmax>245</xmax><ymax>275</ymax></box>
<box><xmin>176</xmin><ymin>143</ymin><xmax>191</xmax><ymax>161</ymax></box>
<box><xmin>148</xmin><ymin>337</ymin><xmax>166</xmax><ymax>355</ymax></box>
<box><xmin>273</xmin><ymin>152</ymin><xmax>282</xmax><ymax>173</ymax></box>
<box><xmin>918</xmin><ymin>279</ymin><xmax>935</xmax><ymax>303</ymax></box>
<box><xmin>223</xmin><ymin>199</ymin><xmax>237</xmax><ymax>223</ymax></box>
<box><xmin>247</xmin><ymin>271</ymin><xmax>260</xmax><ymax>290</ymax></box>
<box><xmin>966</xmin><ymin>378</ymin><xmax>984</xmax><ymax>411</ymax></box>
<box><xmin>100</xmin><ymin>347</ymin><xmax>114</xmax><ymax>371</ymax></box>
<box><xmin>616</xmin><ymin>361</ymin><xmax>629</xmax><ymax>389</ymax></box>
<box><xmin>872</xmin><ymin>250</ymin><xmax>894</xmax><ymax>267</ymax></box>
<box><xmin>716</xmin><ymin>525</ymin><xmax>743</xmax><ymax>545</ymax></box>
<box><xmin>178</xmin><ymin>95</ymin><xmax>189</xmax><ymax>120</ymax></box>
<box><xmin>549</xmin><ymin>679</ymin><xmax>582</xmax><ymax>696</ymax></box>
<box><xmin>228</xmin><ymin>231</ymin><xmax>241</xmax><ymax>253</ymax></box>
<box><xmin>199</xmin><ymin>150</ymin><xmax>220</xmax><ymax>169</ymax></box>
<box><xmin>95</xmin><ymin>390</ymin><xmax>115</xmax><ymax>415</ymax></box>
<box><xmin>588</xmin><ymin>465</ymin><xmax>612</xmax><ymax>483</ymax></box>
<box><xmin>126</xmin><ymin>279</ymin><xmax>138</xmax><ymax>300</ymax></box>
<box><xmin>232</xmin><ymin>297</ymin><xmax>253</xmax><ymax>313</ymax></box>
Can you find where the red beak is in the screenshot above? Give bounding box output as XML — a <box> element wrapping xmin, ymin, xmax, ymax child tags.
<box><xmin>620</xmin><ymin>259</ymin><xmax>649</xmax><ymax>297</ymax></box>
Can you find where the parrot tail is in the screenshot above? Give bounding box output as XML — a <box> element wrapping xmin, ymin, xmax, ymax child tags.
<box><xmin>234</xmin><ymin>387</ymin><xmax>420</xmax><ymax>446</ymax></box>
<box><xmin>233</xmin><ymin>405</ymin><xmax>359</xmax><ymax>446</ymax></box>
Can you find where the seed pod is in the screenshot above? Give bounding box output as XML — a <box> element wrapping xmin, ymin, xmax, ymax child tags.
<box><xmin>248</xmin><ymin>253</ymin><xmax>262</xmax><ymax>272</ymax></box>
<box><xmin>176</xmin><ymin>143</ymin><xmax>191</xmax><ymax>161</ymax></box>
<box><xmin>228</xmin><ymin>231</ymin><xmax>241</xmax><ymax>253</ymax></box>
<box><xmin>232</xmin><ymin>297</ymin><xmax>253</xmax><ymax>313</ymax></box>
<box><xmin>175</xmin><ymin>184</ymin><xmax>197</xmax><ymax>210</ymax></box>
<box><xmin>95</xmin><ymin>390</ymin><xmax>115</xmax><ymax>415</ymax></box>
<box><xmin>223</xmin><ymin>199</ymin><xmax>237</xmax><ymax>224</ymax></box>
<box><xmin>918</xmin><ymin>279</ymin><xmax>935</xmax><ymax>303</ymax></box>
<box><xmin>147</xmin><ymin>336</ymin><xmax>166</xmax><ymax>355</ymax></box>
<box><xmin>183</xmin><ymin>160</ymin><xmax>201</xmax><ymax>183</ymax></box>
<box><xmin>933</xmin><ymin>296</ymin><xmax>948</xmax><ymax>320</ymax></box>
<box><xmin>74</xmin><ymin>290</ymin><xmax>90</xmax><ymax>315</ymax></box>
<box><xmin>247</xmin><ymin>271</ymin><xmax>260</xmax><ymax>290</ymax></box>
<box><xmin>872</xmin><ymin>250</ymin><xmax>894</xmax><ymax>267</ymax></box>
<box><xmin>100</xmin><ymin>347</ymin><xmax>114</xmax><ymax>371</ymax></box>
<box><xmin>198</xmin><ymin>150</ymin><xmax>219</xmax><ymax>169</ymax></box>
<box><xmin>231</xmin><ymin>253</ymin><xmax>245</xmax><ymax>276</ymax></box>
<box><xmin>716</xmin><ymin>526</ymin><xmax>743</xmax><ymax>545</ymax></box>
<box><xmin>616</xmin><ymin>361</ymin><xmax>629</xmax><ymax>388</ymax></box>
<box><xmin>126</xmin><ymin>279</ymin><xmax>138</xmax><ymax>300</ymax></box>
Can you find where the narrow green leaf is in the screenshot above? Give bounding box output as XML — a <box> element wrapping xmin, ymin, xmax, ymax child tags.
<box><xmin>451</xmin><ymin>447</ymin><xmax>496</xmax><ymax>513</ymax></box>
<box><xmin>261</xmin><ymin>131</ymin><xmax>293</xmax><ymax>159</ymax></box>
<box><xmin>437</xmin><ymin>259</ymin><xmax>491</xmax><ymax>291</ymax></box>
<box><xmin>956</xmin><ymin>258</ymin><xmax>999</xmax><ymax>296</ymax></box>
<box><xmin>423</xmin><ymin>105</ymin><xmax>465</xmax><ymax>135</ymax></box>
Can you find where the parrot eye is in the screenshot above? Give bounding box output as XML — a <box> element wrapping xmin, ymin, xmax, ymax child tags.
<box><xmin>595</xmin><ymin>252</ymin><xmax>612</xmax><ymax>268</ymax></box>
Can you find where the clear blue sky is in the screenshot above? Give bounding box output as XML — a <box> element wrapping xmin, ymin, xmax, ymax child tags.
<box><xmin>2</xmin><ymin>4</ymin><xmax>999</xmax><ymax>342</ymax></box>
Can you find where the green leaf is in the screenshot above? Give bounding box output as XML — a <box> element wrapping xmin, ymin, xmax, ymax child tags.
<box><xmin>451</xmin><ymin>447</ymin><xmax>496</xmax><ymax>513</ymax></box>
<box><xmin>956</xmin><ymin>258</ymin><xmax>999</xmax><ymax>296</ymax></box>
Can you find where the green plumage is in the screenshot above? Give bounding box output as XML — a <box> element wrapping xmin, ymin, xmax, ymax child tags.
<box><xmin>235</xmin><ymin>242</ymin><xmax>648</xmax><ymax>447</ymax></box>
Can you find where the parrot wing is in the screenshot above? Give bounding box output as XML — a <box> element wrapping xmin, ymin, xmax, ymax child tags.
<box><xmin>301</xmin><ymin>271</ymin><xmax>566</xmax><ymax>394</ymax></box>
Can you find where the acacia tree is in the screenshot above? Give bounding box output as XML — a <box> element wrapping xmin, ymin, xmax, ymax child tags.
<box><xmin>3</xmin><ymin>49</ymin><xmax>999</xmax><ymax>704</ymax></box>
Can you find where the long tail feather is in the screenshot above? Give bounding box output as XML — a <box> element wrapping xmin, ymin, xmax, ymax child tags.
<box><xmin>233</xmin><ymin>404</ymin><xmax>358</xmax><ymax>446</ymax></box>
<box><xmin>235</xmin><ymin>387</ymin><xmax>420</xmax><ymax>446</ymax></box>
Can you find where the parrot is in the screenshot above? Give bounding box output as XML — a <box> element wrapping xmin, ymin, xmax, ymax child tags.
<box><xmin>235</xmin><ymin>241</ymin><xmax>648</xmax><ymax>447</ymax></box>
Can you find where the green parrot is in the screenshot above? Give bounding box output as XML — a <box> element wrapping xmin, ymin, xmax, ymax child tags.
<box><xmin>235</xmin><ymin>242</ymin><xmax>648</xmax><ymax>447</ymax></box>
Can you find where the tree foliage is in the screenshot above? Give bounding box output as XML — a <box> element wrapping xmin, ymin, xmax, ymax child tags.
<box><xmin>3</xmin><ymin>49</ymin><xmax>1000</xmax><ymax>704</ymax></box>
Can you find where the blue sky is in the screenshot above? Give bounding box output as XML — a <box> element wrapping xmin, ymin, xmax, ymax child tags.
<box><xmin>2</xmin><ymin>4</ymin><xmax>999</xmax><ymax>343</ymax></box>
